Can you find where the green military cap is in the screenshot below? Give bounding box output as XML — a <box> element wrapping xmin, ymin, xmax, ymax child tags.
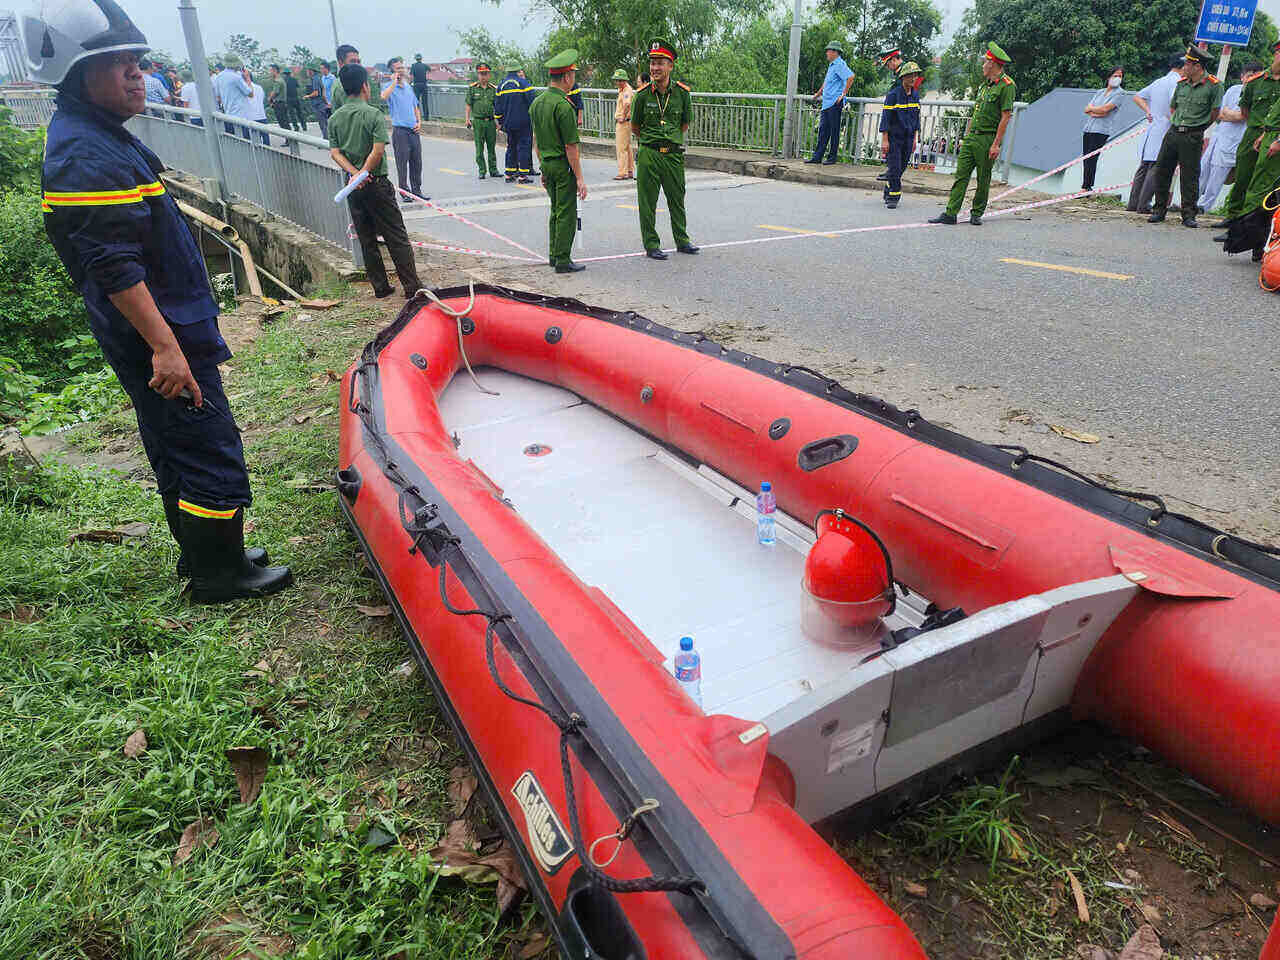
<box><xmin>476</xmin><ymin>62</ymin><xmax>491</xmax><ymax>72</ymax></box>
<box><xmin>647</xmin><ymin>38</ymin><xmax>676</xmax><ymax>61</ymax></box>
<box><xmin>877</xmin><ymin>47</ymin><xmax>901</xmax><ymax>64</ymax></box>
<box><xmin>611</xmin><ymin>68</ymin><xmax>630</xmax><ymax>81</ymax></box>
<box><xmin>223</xmin><ymin>54</ymin><xmax>243</xmax><ymax>68</ymax></box>
<box><xmin>1182</xmin><ymin>44</ymin><xmax>1213</xmax><ymax>68</ymax></box>
<box><xmin>825</xmin><ymin>40</ymin><xmax>844</xmax><ymax>54</ymax></box>
<box><xmin>545</xmin><ymin>49</ymin><xmax>578</xmax><ymax>75</ymax></box>
<box><xmin>898</xmin><ymin>60</ymin><xmax>923</xmax><ymax>77</ymax></box>
<box><xmin>984</xmin><ymin>41</ymin><xmax>1012</xmax><ymax>65</ymax></box>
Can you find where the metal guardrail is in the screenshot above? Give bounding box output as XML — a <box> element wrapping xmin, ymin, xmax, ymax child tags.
<box><xmin>125</xmin><ymin>103</ymin><xmax>358</xmax><ymax>263</ymax></box>
<box><xmin>425</xmin><ymin>82</ymin><xmax>1026</xmax><ymax>179</ymax></box>
<box><xmin>0</xmin><ymin>85</ymin><xmax>55</xmax><ymax>127</ymax></box>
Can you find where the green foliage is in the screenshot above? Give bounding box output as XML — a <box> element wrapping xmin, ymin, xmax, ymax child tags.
<box><xmin>455</xmin><ymin>26</ymin><xmax>543</xmax><ymax>83</ymax></box>
<box><xmin>819</xmin><ymin>0</ymin><xmax>943</xmax><ymax>62</ymax></box>
<box><xmin>222</xmin><ymin>33</ymin><xmax>282</xmax><ymax>74</ymax></box>
<box><xmin>905</xmin><ymin>758</ymin><xmax>1029</xmax><ymax>873</ymax></box>
<box><xmin>0</xmin><ymin>106</ymin><xmax>45</xmax><ymax>188</ymax></box>
<box><xmin>941</xmin><ymin>0</ymin><xmax>1279</xmax><ymax>101</ymax></box>
<box><xmin>0</xmin><ymin>187</ymin><xmax>92</xmax><ymax>385</ymax></box>
<box><xmin>18</xmin><ymin>366</ymin><xmax>127</xmax><ymax>436</ymax></box>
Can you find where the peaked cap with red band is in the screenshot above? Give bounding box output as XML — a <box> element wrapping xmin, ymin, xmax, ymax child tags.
<box><xmin>648</xmin><ymin>37</ymin><xmax>676</xmax><ymax>61</ymax></box>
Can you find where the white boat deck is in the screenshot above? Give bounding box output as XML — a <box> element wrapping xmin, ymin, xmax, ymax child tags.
<box><xmin>437</xmin><ymin>368</ymin><xmax>918</xmax><ymax>721</ymax></box>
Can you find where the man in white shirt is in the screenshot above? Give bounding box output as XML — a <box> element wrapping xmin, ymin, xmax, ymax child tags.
<box><xmin>1198</xmin><ymin>64</ymin><xmax>1260</xmax><ymax>212</ymax></box>
<box><xmin>1128</xmin><ymin>56</ymin><xmax>1185</xmax><ymax>213</ymax></box>
<box><xmin>247</xmin><ymin>72</ymin><xmax>272</xmax><ymax>145</ymax></box>
<box><xmin>177</xmin><ymin>68</ymin><xmax>203</xmax><ymax>126</ymax></box>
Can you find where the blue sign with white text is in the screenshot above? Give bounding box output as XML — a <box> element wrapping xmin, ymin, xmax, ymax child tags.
<box><xmin>1195</xmin><ymin>0</ymin><xmax>1258</xmax><ymax>46</ymax></box>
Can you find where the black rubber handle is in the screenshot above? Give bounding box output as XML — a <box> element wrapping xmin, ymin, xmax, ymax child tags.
<box><xmin>335</xmin><ymin>465</ymin><xmax>362</xmax><ymax>504</ymax></box>
<box><xmin>797</xmin><ymin>434</ymin><xmax>858</xmax><ymax>472</ymax></box>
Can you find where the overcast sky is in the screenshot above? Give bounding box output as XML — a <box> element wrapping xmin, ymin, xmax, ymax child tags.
<box><xmin>123</xmin><ymin>0</ymin><xmax>551</xmax><ymax>63</ymax></box>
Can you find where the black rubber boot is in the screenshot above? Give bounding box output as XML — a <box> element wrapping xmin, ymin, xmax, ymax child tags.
<box><xmin>164</xmin><ymin>496</ymin><xmax>268</xmax><ymax>577</ymax></box>
<box><xmin>180</xmin><ymin>506</ymin><xmax>293</xmax><ymax>604</ymax></box>
<box><xmin>928</xmin><ymin>213</ymin><xmax>957</xmax><ymax>225</ymax></box>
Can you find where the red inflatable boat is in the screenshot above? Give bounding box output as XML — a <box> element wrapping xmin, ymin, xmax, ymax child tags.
<box><xmin>337</xmin><ymin>285</ymin><xmax>1280</xmax><ymax>959</ymax></box>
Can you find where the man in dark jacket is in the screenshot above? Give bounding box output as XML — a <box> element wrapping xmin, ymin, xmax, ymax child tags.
<box><xmin>26</xmin><ymin>0</ymin><xmax>292</xmax><ymax>603</ymax></box>
<box><xmin>410</xmin><ymin>53</ymin><xmax>430</xmax><ymax>119</ymax></box>
<box><xmin>495</xmin><ymin>66</ymin><xmax>536</xmax><ymax>182</ymax></box>
<box><xmin>880</xmin><ymin>61</ymin><xmax>923</xmax><ymax>208</ymax></box>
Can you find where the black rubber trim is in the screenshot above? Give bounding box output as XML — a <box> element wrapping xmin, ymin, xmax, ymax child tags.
<box><xmin>353</xmin><ymin>330</ymin><xmax>779</xmax><ymax>959</ymax></box>
<box><xmin>381</xmin><ymin>284</ymin><xmax>1279</xmax><ymax>592</ymax></box>
<box><xmin>797</xmin><ymin>434</ymin><xmax>858</xmax><ymax>472</ymax></box>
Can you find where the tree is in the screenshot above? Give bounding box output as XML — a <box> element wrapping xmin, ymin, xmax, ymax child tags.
<box><xmin>289</xmin><ymin>45</ymin><xmax>319</xmax><ymax>69</ymax></box>
<box><xmin>819</xmin><ymin>0</ymin><xmax>942</xmax><ymax>64</ymax></box>
<box><xmin>455</xmin><ymin>26</ymin><xmax>540</xmax><ymax>81</ymax></box>
<box><xmin>222</xmin><ymin>33</ymin><xmax>280</xmax><ymax>74</ymax></box>
<box><xmin>941</xmin><ymin>0</ymin><xmax>1279</xmax><ymax>102</ymax></box>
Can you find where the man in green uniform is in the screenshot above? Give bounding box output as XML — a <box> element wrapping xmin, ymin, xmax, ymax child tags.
<box><xmin>329</xmin><ymin>44</ymin><xmax>359</xmax><ymax>111</ymax></box>
<box><xmin>529</xmin><ymin>49</ymin><xmax>589</xmax><ymax>273</ymax></box>
<box><xmin>632</xmin><ymin>38</ymin><xmax>698</xmax><ymax>259</ymax></box>
<box><xmin>465</xmin><ymin>63</ymin><xmax>499</xmax><ymax>179</ymax></box>
<box><xmin>1148</xmin><ymin>45</ymin><xmax>1223</xmax><ymax>227</ymax></box>
<box><xmin>265</xmin><ymin>64</ymin><xmax>290</xmax><ymax>130</ymax></box>
<box><xmin>1217</xmin><ymin>39</ymin><xmax>1280</xmax><ymax>227</ymax></box>
<box><xmin>930</xmin><ymin>41</ymin><xmax>1016</xmax><ymax>226</ymax></box>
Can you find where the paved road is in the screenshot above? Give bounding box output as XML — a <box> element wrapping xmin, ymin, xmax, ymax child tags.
<box><xmin>324</xmin><ymin>134</ymin><xmax>1280</xmax><ymax>532</ymax></box>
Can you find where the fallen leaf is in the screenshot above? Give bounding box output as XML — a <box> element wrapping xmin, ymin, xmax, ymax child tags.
<box><xmin>519</xmin><ymin>933</ymin><xmax>551</xmax><ymax>959</ymax></box>
<box><xmin>187</xmin><ymin>910</ymin><xmax>295</xmax><ymax>960</ymax></box>
<box><xmin>68</xmin><ymin>528</ymin><xmax>123</xmax><ymax>545</ymax></box>
<box><xmin>395</xmin><ymin>659</ymin><xmax>416</xmax><ymax>678</ymax></box>
<box><xmin>496</xmin><ymin>876</ymin><xmax>524</xmax><ymax>913</ymax></box>
<box><xmin>1116</xmin><ymin>924</ymin><xmax>1162</xmax><ymax>960</ymax></box>
<box><xmin>448</xmin><ymin>766</ymin><xmax>479</xmax><ymax>817</ymax></box>
<box><xmin>225</xmin><ymin>746</ymin><xmax>270</xmax><ymax>804</ymax></box>
<box><xmin>1123</xmin><ymin>869</ymin><xmax>1142</xmax><ymax>883</ymax></box>
<box><xmin>1067</xmin><ymin>869</ymin><xmax>1090</xmax><ymax>923</ymax></box>
<box><xmin>1074</xmin><ymin>946</ymin><xmax>1114</xmax><ymax>960</ymax></box>
<box><xmin>1250</xmin><ymin>892</ymin><xmax>1278</xmax><ymax>910</ymax></box>
<box><xmin>299</xmin><ymin>298</ymin><xmax>340</xmax><ymax>309</ymax></box>
<box><xmin>244</xmin><ymin>659</ymin><xmax>273</xmax><ymax>682</ymax></box>
<box><xmin>314</xmin><ymin>406</ymin><xmax>334</xmax><ymax>418</ymax></box>
<box><xmin>903</xmin><ymin>881</ymin><xmax>928</xmax><ymax>898</ymax></box>
<box><xmin>325</xmin><ymin>369</ymin><xmax>340</xmax><ymax>381</ymax></box>
<box><xmin>1050</xmin><ymin>424</ymin><xmax>1101</xmax><ymax>444</ymax></box>
<box><xmin>356</xmin><ymin>604</ymin><xmax>391</xmax><ymax>618</ymax></box>
<box><xmin>283</xmin><ymin>476</ymin><xmax>334</xmax><ymax>492</ymax></box>
<box><xmin>355</xmin><ymin>707</ymin><xmax>372</xmax><ymax>721</ymax></box>
<box><xmin>174</xmin><ymin>817</ymin><xmax>219</xmax><ymax>865</ymax></box>
<box><xmin>243</xmin><ymin>519</ymin><xmax>255</xmax><ymax>534</ymax></box>
<box><xmin>366</xmin><ymin>825</ymin><xmax>397</xmax><ymax>849</ymax></box>
<box><xmin>157</xmin><ymin>617</ymin><xmax>188</xmax><ymax>631</ymax></box>
<box><xmin>437</xmin><ymin>817</ymin><xmax>478</xmax><ymax>858</ymax></box>
<box><xmin>123</xmin><ymin>728</ymin><xmax>148</xmax><ymax>758</ymax></box>
<box><xmin>115</xmin><ymin>521</ymin><xmax>151</xmax><ymax>539</ymax></box>
<box><xmin>288</xmin><ymin>697</ymin><xmax>310</xmax><ymax>709</ymax></box>
<box><xmin>1138</xmin><ymin>902</ymin><xmax>1162</xmax><ymax>924</ymax></box>
<box><xmin>293</xmin><ymin>412</ymin><xmax>311</xmax><ymax>425</ymax></box>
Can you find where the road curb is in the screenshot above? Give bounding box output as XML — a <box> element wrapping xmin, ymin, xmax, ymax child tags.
<box><xmin>419</xmin><ymin>121</ymin><xmax>955</xmax><ymax>198</ymax></box>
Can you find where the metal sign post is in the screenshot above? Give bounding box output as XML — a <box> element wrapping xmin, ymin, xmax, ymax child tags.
<box><xmin>780</xmin><ymin>0</ymin><xmax>803</xmax><ymax>159</ymax></box>
<box><xmin>1194</xmin><ymin>0</ymin><xmax>1258</xmax><ymax>47</ymax></box>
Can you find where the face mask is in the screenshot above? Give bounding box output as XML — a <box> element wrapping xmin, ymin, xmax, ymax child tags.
<box><xmin>1108</xmin><ymin>76</ymin><xmax>1122</xmax><ymax>88</ymax></box>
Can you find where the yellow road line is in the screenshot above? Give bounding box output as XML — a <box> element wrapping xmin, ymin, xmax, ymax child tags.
<box><xmin>514</xmin><ymin>183</ymin><xmax>540</xmax><ymax>191</ymax></box>
<box><xmin>440</xmin><ymin>168</ymin><xmax>467</xmax><ymax>175</ymax></box>
<box><xmin>999</xmin><ymin>258</ymin><xmax>1133</xmax><ymax>281</ymax></box>
<box><xmin>617</xmin><ymin>203</ymin><xmax>665</xmax><ymax>212</ymax></box>
<box><xmin>758</xmin><ymin>223</ymin><xmax>837</xmax><ymax>239</ymax></box>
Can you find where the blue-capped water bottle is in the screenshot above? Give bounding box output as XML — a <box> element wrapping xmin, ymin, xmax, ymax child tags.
<box><xmin>756</xmin><ymin>481</ymin><xmax>776</xmax><ymax>546</ymax></box>
<box><xmin>673</xmin><ymin>636</ymin><xmax>702</xmax><ymax>708</ymax></box>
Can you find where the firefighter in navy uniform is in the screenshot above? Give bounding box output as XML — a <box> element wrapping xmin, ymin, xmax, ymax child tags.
<box><xmin>495</xmin><ymin>65</ymin><xmax>536</xmax><ymax>182</ymax></box>
<box><xmin>22</xmin><ymin>0</ymin><xmax>292</xmax><ymax>604</ymax></box>
<box><xmin>880</xmin><ymin>61</ymin><xmax>923</xmax><ymax>208</ymax></box>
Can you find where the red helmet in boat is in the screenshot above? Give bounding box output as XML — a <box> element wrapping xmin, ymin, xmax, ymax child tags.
<box><xmin>1259</xmin><ymin>208</ymin><xmax>1280</xmax><ymax>293</ymax></box>
<box><xmin>803</xmin><ymin>510</ymin><xmax>896</xmax><ymax>628</ymax></box>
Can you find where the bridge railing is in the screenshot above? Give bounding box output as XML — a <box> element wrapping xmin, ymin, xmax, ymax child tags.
<box><xmin>425</xmin><ymin>82</ymin><xmax>1025</xmax><ymax>177</ymax></box>
<box><xmin>124</xmin><ymin>103</ymin><xmax>359</xmax><ymax>264</ymax></box>
<box><xmin>0</xmin><ymin>85</ymin><xmax>56</xmax><ymax>127</ymax></box>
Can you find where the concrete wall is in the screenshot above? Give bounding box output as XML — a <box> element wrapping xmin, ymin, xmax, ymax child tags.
<box><xmin>1007</xmin><ymin>127</ymin><xmax>1185</xmax><ymax>206</ymax></box>
<box><xmin>161</xmin><ymin>171</ymin><xmax>361</xmax><ymax>295</ymax></box>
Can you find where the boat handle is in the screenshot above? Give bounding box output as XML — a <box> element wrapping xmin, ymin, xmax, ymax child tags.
<box><xmin>335</xmin><ymin>465</ymin><xmax>362</xmax><ymax>504</ymax></box>
<box><xmin>797</xmin><ymin>434</ymin><xmax>858</xmax><ymax>472</ymax></box>
<box><xmin>347</xmin><ymin>366</ymin><xmax>363</xmax><ymax>413</ymax></box>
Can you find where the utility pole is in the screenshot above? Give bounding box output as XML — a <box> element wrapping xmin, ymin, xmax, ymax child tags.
<box><xmin>177</xmin><ymin>0</ymin><xmax>228</xmax><ymax>204</ymax></box>
<box><xmin>328</xmin><ymin>0</ymin><xmax>339</xmax><ymax>51</ymax></box>
<box><xmin>781</xmin><ymin>0</ymin><xmax>804</xmax><ymax>158</ymax></box>
<box><xmin>1216</xmin><ymin>43</ymin><xmax>1232</xmax><ymax>82</ymax></box>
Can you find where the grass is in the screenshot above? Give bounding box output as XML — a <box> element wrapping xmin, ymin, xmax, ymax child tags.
<box><xmin>0</xmin><ymin>296</ymin><xmax>544</xmax><ymax>959</ymax></box>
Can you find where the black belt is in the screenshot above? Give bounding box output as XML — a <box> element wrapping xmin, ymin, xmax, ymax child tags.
<box><xmin>1175</xmin><ymin>124</ymin><xmax>1208</xmax><ymax>134</ymax></box>
<box><xmin>643</xmin><ymin>143</ymin><xmax>683</xmax><ymax>154</ymax></box>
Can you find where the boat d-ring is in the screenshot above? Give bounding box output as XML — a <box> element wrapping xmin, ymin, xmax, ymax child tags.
<box><xmin>588</xmin><ymin>798</ymin><xmax>660</xmax><ymax>868</ymax></box>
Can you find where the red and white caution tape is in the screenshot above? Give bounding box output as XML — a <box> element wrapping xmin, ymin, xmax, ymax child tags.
<box><xmin>395</xmin><ymin>185</ymin><xmax>544</xmax><ymax>260</ymax></box>
<box><xmin>984</xmin><ymin>121</ymin><xmax>1149</xmax><ymax>208</ymax></box>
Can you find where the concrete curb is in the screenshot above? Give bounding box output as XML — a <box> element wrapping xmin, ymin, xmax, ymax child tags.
<box><xmin>419</xmin><ymin>120</ymin><xmax>956</xmax><ymax>198</ymax></box>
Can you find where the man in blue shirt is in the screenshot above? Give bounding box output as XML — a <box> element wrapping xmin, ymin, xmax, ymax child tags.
<box><xmin>381</xmin><ymin>56</ymin><xmax>424</xmax><ymax>202</ymax></box>
<box><xmin>212</xmin><ymin>54</ymin><xmax>253</xmax><ymax>136</ymax></box>
<box><xmin>806</xmin><ymin>41</ymin><xmax>854</xmax><ymax>165</ymax></box>
<box><xmin>140</xmin><ymin>57</ymin><xmax>168</xmax><ymax>116</ymax></box>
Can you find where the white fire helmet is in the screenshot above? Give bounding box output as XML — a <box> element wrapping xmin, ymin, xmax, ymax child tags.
<box><xmin>20</xmin><ymin>0</ymin><xmax>149</xmax><ymax>86</ymax></box>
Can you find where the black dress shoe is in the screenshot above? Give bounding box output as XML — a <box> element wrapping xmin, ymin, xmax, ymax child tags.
<box><xmin>821</xmin><ymin>159</ymin><xmax>837</xmax><ymax>165</ymax></box>
<box><xmin>1147</xmin><ymin>211</ymin><xmax>1166</xmax><ymax>223</ymax></box>
<box><xmin>1182</xmin><ymin>216</ymin><xmax>1198</xmax><ymax>228</ymax></box>
<box><xmin>374</xmin><ymin>286</ymin><xmax>395</xmax><ymax>299</ymax></box>
<box><xmin>1212</xmin><ymin>219</ymin><xmax>1230</xmax><ymax>228</ymax></box>
<box><xmin>478</xmin><ymin>173</ymin><xmax>486</xmax><ymax>180</ymax></box>
<box><xmin>928</xmin><ymin>213</ymin><xmax>956</xmax><ymax>225</ymax></box>
<box><xmin>677</xmin><ymin>244</ymin><xmax>699</xmax><ymax>254</ymax></box>
<box><xmin>803</xmin><ymin>158</ymin><xmax>819</xmax><ymax>164</ymax></box>
<box><xmin>555</xmin><ymin>261</ymin><xmax>585</xmax><ymax>273</ymax></box>
<box><xmin>518</xmin><ymin>176</ymin><xmax>533</xmax><ymax>183</ymax></box>
<box><xmin>505</xmin><ymin>176</ymin><xmax>516</xmax><ymax>182</ymax></box>
<box><xmin>645</xmin><ymin>248</ymin><xmax>668</xmax><ymax>260</ymax></box>
<box><xmin>1212</xmin><ymin>232</ymin><xmax>1228</xmax><ymax>242</ymax></box>
<box><xmin>886</xmin><ymin>200</ymin><xmax>898</xmax><ymax>209</ymax></box>
<box><xmin>876</xmin><ymin>172</ymin><xmax>889</xmax><ymax>181</ymax></box>
<box><xmin>969</xmin><ymin>214</ymin><xmax>983</xmax><ymax>225</ymax></box>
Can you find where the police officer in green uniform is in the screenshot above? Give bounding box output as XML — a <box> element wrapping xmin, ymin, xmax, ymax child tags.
<box><xmin>530</xmin><ymin>50</ymin><xmax>589</xmax><ymax>273</ymax></box>
<box><xmin>930</xmin><ymin>41</ymin><xmax>1016</xmax><ymax>225</ymax></box>
<box><xmin>465</xmin><ymin>63</ymin><xmax>499</xmax><ymax>178</ymax></box>
<box><xmin>1217</xmin><ymin>39</ymin><xmax>1280</xmax><ymax>226</ymax></box>
<box><xmin>1148</xmin><ymin>45</ymin><xmax>1223</xmax><ymax>227</ymax></box>
<box><xmin>632</xmin><ymin>38</ymin><xmax>698</xmax><ymax>259</ymax></box>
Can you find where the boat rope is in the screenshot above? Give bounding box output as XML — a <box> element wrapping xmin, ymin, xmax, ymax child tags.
<box><xmin>589</xmin><ymin>799</ymin><xmax>661</xmax><ymax>868</ymax></box>
<box><xmin>410</xmin><ymin>283</ymin><xmax>501</xmax><ymax>396</ymax></box>
<box><xmin>992</xmin><ymin>445</ymin><xmax>1280</xmax><ymax>555</ymax></box>
<box><xmin>409</xmin><ymin>517</ymin><xmax>703</xmax><ymax>895</ymax></box>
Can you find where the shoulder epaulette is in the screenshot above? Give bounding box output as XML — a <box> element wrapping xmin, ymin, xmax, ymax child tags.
<box><xmin>1208</xmin><ymin>74</ymin><xmax>1220</xmax><ymax>83</ymax></box>
<box><xmin>635</xmin><ymin>82</ymin><xmax>650</xmax><ymax>92</ymax></box>
<box><xmin>469</xmin><ymin>81</ymin><xmax>479</xmax><ymax>87</ymax></box>
<box><xmin>1002</xmin><ymin>75</ymin><xmax>1013</xmax><ymax>85</ymax></box>
<box><xmin>676</xmin><ymin>80</ymin><xmax>690</xmax><ymax>91</ymax></box>
<box><xmin>1176</xmin><ymin>75</ymin><xmax>1188</xmax><ymax>83</ymax></box>
<box><xmin>1244</xmin><ymin>73</ymin><xmax>1259</xmax><ymax>84</ymax></box>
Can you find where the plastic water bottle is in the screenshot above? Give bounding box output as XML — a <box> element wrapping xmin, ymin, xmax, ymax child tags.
<box><xmin>756</xmin><ymin>481</ymin><xmax>776</xmax><ymax>546</ymax></box>
<box><xmin>673</xmin><ymin>636</ymin><xmax>702</xmax><ymax>708</ymax></box>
